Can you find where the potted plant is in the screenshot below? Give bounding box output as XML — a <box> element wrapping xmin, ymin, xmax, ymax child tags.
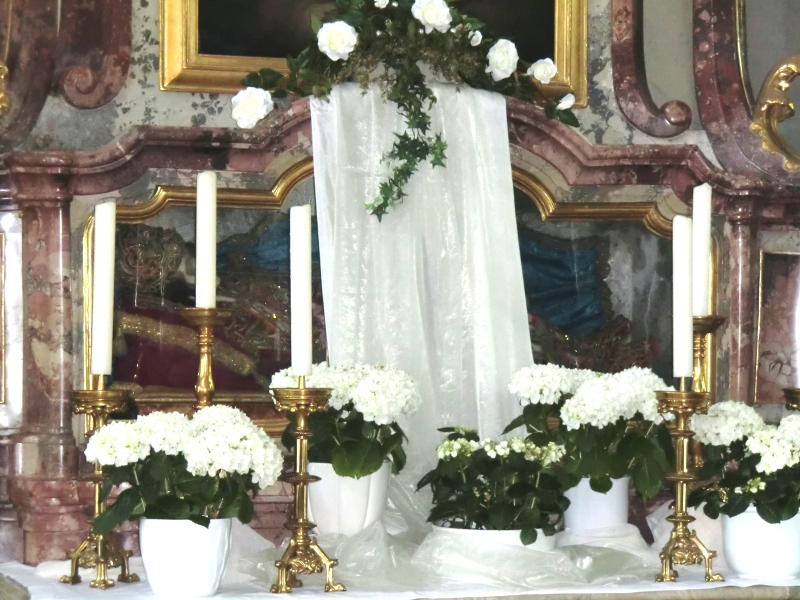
<box><xmin>506</xmin><ymin>364</ymin><xmax>673</xmax><ymax>531</ymax></box>
<box><xmin>416</xmin><ymin>427</ymin><xmax>568</xmax><ymax>548</ymax></box>
<box><xmin>689</xmin><ymin>402</ymin><xmax>800</xmax><ymax>579</ymax></box>
<box><xmin>85</xmin><ymin>406</ymin><xmax>283</xmax><ymax>599</ymax></box>
<box><xmin>272</xmin><ymin>362</ymin><xmax>421</xmax><ymax>536</ymax></box>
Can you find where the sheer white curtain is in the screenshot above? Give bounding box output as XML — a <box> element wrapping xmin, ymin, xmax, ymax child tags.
<box><xmin>312</xmin><ymin>83</ymin><xmax>533</xmax><ymax>484</ymax></box>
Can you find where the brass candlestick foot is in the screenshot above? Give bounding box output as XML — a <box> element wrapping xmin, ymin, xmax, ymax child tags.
<box><xmin>656</xmin><ymin>388</ymin><xmax>723</xmax><ymax>583</ymax></box>
<box><xmin>270</xmin><ymin>377</ymin><xmax>344</xmax><ymax>594</ymax></box>
<box><xmin>61</xmin><ymin>389</ymin><xmax>139</xmax><ymax>588</ymax></box>
<box><xmin>784</xmin><ymin>388</ymin><xmax>800</xmax><ymax>411</ymax></box>
<box><xmin>178</xmin><ymin>307</ymin><xmax>232</xmax><ymax>411</ymax></box>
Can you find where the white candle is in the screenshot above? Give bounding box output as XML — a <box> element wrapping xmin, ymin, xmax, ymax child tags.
<box><xmin>290</xmin><ymin>205</ymin><xmax>313</xmax><ymax>377</ymax></box>
<box><xmin>91</xmin><ymin>201</ymin><xmax>117</xmax><ymax>376</ymax></box>
<box><xmin>673</xmin><ymin>216</ymin><xmax>694</xmax><ymax>378</ymax></box>
<box><xmin>692</xmin><ymin>183</ymin><xmax>713</xmax><ymax>317</ymax></box>
<box><xmin>195</xmin><ymin>171</ymin><xmax>217</xmax><ymax>308</ymax></box>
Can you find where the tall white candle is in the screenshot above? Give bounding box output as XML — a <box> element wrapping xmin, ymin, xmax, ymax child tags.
<box><xmin>692</xmin><ymin>183</ymin><xmax>713</xmax><ymax>317</ymax></box>
<box><xmin>290</xmin><ymin>205</ymin><xmax>313</xmax><ymax>377</ymax></box>
<box><xmin>195</xmin><ymin>171</ymin><xmax>217</xmax><ymax>308</ymax></box>
<box><xmin>673</xmin><ymin>215</ymin><xmax>694</xmax><ymax>378</ymax></box>
<box><xmin>91</xmin><ymin>201</ymin><xmax>117</xmax><ymax>376</ymax></box>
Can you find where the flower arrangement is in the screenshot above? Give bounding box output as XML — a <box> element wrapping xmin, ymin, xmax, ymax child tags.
<box><xmin>689</xmin><ymin>403</ymin><xmax>800</xmax><ymax>523</ymax></box>
<box><xmin>417</xmin><ymin>427</ymin><xmax>569</xmax><ymax>545</ymax></box>
<box><xmin>271</xmin><ymin>362</ymin><xmax>421</xmax><ymax>479</ymax></box>
<box><xmin>233</xmin><ymin>0</ymin><xmax>578</xmax><ymax>220</ymax></box>
<box><xmin>86</xmin><ymin>406</ymin><xmax>283</xmax><ymax>535</ymax></box>
<box><xmin>506</xmin><ymin>364</ymin><xmax>674</xmax><ymax>500</ymax></box>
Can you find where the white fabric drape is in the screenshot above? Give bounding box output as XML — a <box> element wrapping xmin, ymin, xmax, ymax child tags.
<box><xmin>311</xmin><ymin>83</ymin><xmax>533</xmax><ymax>482</ymax></box>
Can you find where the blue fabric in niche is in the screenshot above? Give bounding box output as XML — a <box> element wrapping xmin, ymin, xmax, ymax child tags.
<box><xmin>217</xmin><ymin>220</ymin><xmax>321</xmax><ymax>272</ymax></box>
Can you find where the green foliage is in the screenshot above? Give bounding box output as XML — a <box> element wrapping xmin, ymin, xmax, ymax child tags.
<box><xmin>241</xmin><ymin>1</ymin><xmax>579</xmax><ymax>221</ymax></box>
<box><xmin>93</xmin><ymin>451</ymin><xmax>261</xmax><ymax>536</ymax></box>
<box><xmin>282</xmin><ymin>403</ymin><xmax>408</xmax><ymax>479</ymax></box>
<box><xmin>417</xmin><ymin>429</ymin><xmax>569</xmax><ymax>545</ymax></box>
<box><xmin>688</xmin><ymin>439</ymin><xmax>800</xmax><ymax>524</ymax></box>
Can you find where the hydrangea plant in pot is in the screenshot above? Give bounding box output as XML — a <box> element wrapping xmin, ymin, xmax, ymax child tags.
<box><xmin>416</xmin><ymin>427</ymin><xmax>568</xmax><ymax>549</ymax></box>
<box><xmin>689</xmin><ymin>403</ymin><xmax>800</xmax><ymax>579</ymax></box>
<box><xmin>272</xmin><ymin>362</ymin><xmax>420</xmax><ymax>536</ymax></box>
<box><xmin>85</xmin><ymin>406</ymin><xmax>283</xmax><ymax>599</ymax></box>
<box><xmin>506</xmin><ymin>364</ymin><xmax>674</xmax><ymax>531</ymax></box>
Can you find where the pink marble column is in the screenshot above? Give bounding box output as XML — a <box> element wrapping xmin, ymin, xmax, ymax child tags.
<box><xmin>725</xmin><ymin>199</ymin><xmax>757</xmax><ymax>404</ymax></box>
<box><xmin>8</xmin><ymin>173</ymin><xmax>83</xmax><ymax>564</ymax></box>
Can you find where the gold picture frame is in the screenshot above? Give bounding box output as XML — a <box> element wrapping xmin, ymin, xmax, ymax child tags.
<box><xmin>159</xmin><ymin>0</ymin><xmax>588</xmax><ymax>106</ymax></box>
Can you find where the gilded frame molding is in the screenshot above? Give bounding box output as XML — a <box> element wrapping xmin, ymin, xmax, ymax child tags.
<box><xmin>159</xmin><ymin>0</ymin><xmax>588</xmax><ymax>106</ymax></box>
<box><xmin>0</xmin><ymin>232</ymin><xmax>5</xmax><ymax>404</ymax></box>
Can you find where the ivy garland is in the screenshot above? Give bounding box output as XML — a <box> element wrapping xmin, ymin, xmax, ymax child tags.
<box><xmin>242</xmin><ymin>0</ymin><xmax>579</xmax><ymax>221</ymax></box>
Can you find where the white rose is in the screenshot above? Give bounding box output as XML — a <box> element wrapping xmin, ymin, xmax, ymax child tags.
<box><xmin>375</xmin><ymin>0</ymin><xmax>389</xmax><ymax>7</ymax></box>
<box><xmin>469</xmin><ymin>30</ymin><xmax>482</xmax><ymax>46</ymax></box>
<box><xmin>230</xmin><ymin>87</ymin><xmax>274</xmax><ymax>129</ymax></box>
<box><xmin>556</xmin><ymin>93</ymin><xmax>576</xmax><ymax>111</ymax></box>
<box><xmin>411</xmin><ymin>0</ymin><xmax>452</xmax><ymax>34</ymax></box>
<box><xmin>317</xmin><ymin>21</ymin><xmax>358</xmax><ymax>61</ymax></box>
<box><xmin>485</xmin><ymin>39</ymin><xmax>519</xmax><ymax>82</ymax></box>
<box><xmin>527</xmin><ymin>58</ymin><xmax>558</xmax><ymax>85</ymax></box>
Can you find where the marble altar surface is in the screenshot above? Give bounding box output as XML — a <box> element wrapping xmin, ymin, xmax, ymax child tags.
<box><xmin>2</xmin><ymin>562</ymin><xmax>800</xmax><ymax>600</ymax></box>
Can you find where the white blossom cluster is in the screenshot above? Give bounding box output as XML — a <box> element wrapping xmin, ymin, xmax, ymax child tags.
<box><xmin>746</xmin><ymin>426</ymin><xmax>800</xmax><ymax>475</ymax></box>
<box><xmin>83</xmin><ymin>407</ymin><xmax>283</xmax><ymax>489</ymax></box>
<box><xmin>508</xmin><ymin>363</ymin><xmax>596</xmax><ymax>406</ymax></box>
<box><xmin>561</xmin><ymin>367</ymin><xmax>671</xmax><ymax>430</ymax></box>
<box><xmin>437</xmin><ymin>438</ymin><xmax>480</xmax><ymax>460</ymax></box>
<box><xmin>690</xmin><ymin>401</ymin><xmax>766</xmax><ymax>447</ymax></box>
<box><xmin>778</xmin><ymin>414</ymin><xmax>800</xmax><ymax>447</ymax></box>
<box><xmin>270</xmin><ymin>362</ymin><xmax>420</xmax><ymax>426</ymax></box>
<box><xmin>735</xmin><ymin>477</ymin><xmax>766</xmax><ymax>495</ymax></box>
<box><xmin>438</xmin><ymin>435</ymin><xmax>565</xmax><ymax>467</ymax></box>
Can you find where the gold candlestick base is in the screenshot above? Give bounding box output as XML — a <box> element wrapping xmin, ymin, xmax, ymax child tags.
<box><xmin>270</xmin><ymin>378</ymin><xmax>344</xmax><ymax>594</ymax></box>
<box><xmin>656</xmin><ymin>388</ymin><xmax>723</xmax><ymax>583</ymax></box>
<box><xmin>60</xmin><ymin>389</ymin><xmax>139</xmax><ymax>589</ymax></box>
<box><xmin>784</xmin><ymin>388</ymin><xmax>800</xmax><ymax>411</ymax></box>
<box><xmin>178</xmin><ymin>307</ymin><xmax>232</xmax><ymax>411</ymax></box>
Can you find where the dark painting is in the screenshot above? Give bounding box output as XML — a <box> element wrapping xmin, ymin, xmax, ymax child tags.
<box><xmin>198</xmin><ymin>0</ymin><xmax>556</xmax><ymax>64</ymax></box>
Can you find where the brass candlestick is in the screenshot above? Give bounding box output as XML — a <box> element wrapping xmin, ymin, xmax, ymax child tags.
<box><xmin>655</xmin><ymin>381</ymin><xmax>723</xmax><ymax>583</ymax></box>
<box><xmin>784</xmin><ymin>388</ymin><xmax>800</xmax><ymax>411</ymax></box>
<box><xmin>60</xmin><ymin>383</ymin><xmax>139</xmax><ymax>589</ymax></box>
<box><xmin>270</xmin><ymin>376</ymin><xmax>344</xmax><ymax>594</ymax></box>
<box><xmin>178</xmin><ymin>307</ymin><xmax>232</xmax><ymax>410</ymax></box>
<box><xmin>691</xmin><ymin>316</ymin><xmax>726</xmax><ymax>468</ymax></box>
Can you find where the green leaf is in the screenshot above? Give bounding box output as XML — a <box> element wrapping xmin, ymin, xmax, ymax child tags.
<box><xmin>520</xmin><ymin>526</ymin><xmax>538</xmax><ymax>546</ymax></box>
<box><xmin>589</xmin><ymin>475</ymin><xmax>612</xmax><ymax>494</ymax></box>
<box><xmin>332</xmin><ymin>439</ymin><xmax>384</xmax><ymax>478</ymax></box>
<box><xmin>241</xmin><ymin>73</ymin><xmax>261</xmax><ymax>88</ymax></box>
<box><xmin>189</xmin><ymin>515</ymin><xmax>211</xmax><ymax>528</ymax></box>
<box><xmin>310</xmin><ymin>15</ymin><xmax>323</xmax><ymax>34</ymax></box>
<box><xmin>93</xmin><ymin>488</ymin><xmax>142</xmax><ymax>535</ymax></box>
<box><xmin>258</xmin><ymin>68</ymin><xmax>283</xmax><ymax>89</ymax></box>
<box><xmin>556</xmin><ymin>110</ymin><xmax>580</xmax><ymax>128</ymax></box>
<box><xmin>487</xmin><ymin>503</ymin><xmax>514</xmax><ymax>530</ymax></box>
<box><xmin>502</xmin><ymin>414</ymin><xmax>527</xmax><ymax>434</ymax></box>
<box><xmin>724</xmin><ymin>494</ymin><xmax>751</xmax><ymax>518</ymax></box>
<box><xmin>145</xmin><ymin>496</ymin><xmax>192</xmax><ymax>520</ymax></box>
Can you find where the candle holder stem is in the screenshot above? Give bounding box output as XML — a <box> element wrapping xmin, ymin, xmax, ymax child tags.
<box><xmin>270</xmin><ymin>379</ymin><xmax>344</xmax><ymax>594</ymax></box>
<box><xmin>655</xmin><ymin>389</ymin><xmax>722</xmax><ymax>583</ymax></box>
<box><xmin>178</xmin><ymin>307</ymin><xmax>232</xmax><ymax>411</ymax></box>
<box><xmin>60</xmin><ymin>389</ymin><xmax>139</xmax><ymax>589</ymax></box>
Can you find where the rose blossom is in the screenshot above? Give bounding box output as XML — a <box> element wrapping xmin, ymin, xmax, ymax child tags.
<box><xmin>486</xmin><ymin>39</ymin><xmax>519</xmax><ymax>81</ymax></box>
<box><xmin>411</xmin><ymin>0</ymin><xmax>452</xmax><ymax>34</ymax></box>
<box><xmin>230</xmin><ymin>87</ymin><xmax>274</xmax><ymax>128</ymax></box>
<box><xmin>556</xmin><ymin>93</ymin><xmax>576</xmax><ymax>111</ymax></box>
<box><xmin>317</xmin><ymin>21</ymin><xmax>358</xmax><ymax>61</ymax></box>
<box><xmin>527</xmin><ymin>58</ymin><xmax>558</xmax><ymax>84</ymax></box>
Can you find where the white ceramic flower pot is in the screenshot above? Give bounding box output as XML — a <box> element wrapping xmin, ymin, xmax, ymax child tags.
<box><xmin>563</xmin><ymin>476</ymin><xmax>630</xmax><ymax>531</ymax></box>
<box><xmin>139</xmin><ymin>517</ymin><xmax>232</xmax><ymax>599</ymax></box>
<box><xmin>723</xmin><ymin>507</ymin><xmax>800</xmax><ymax>579</ymax></box>
<box><xmin>307</xmin><ymin>461</ymin><xmax>391</xmax><ymax>536</ymax></box>
<box><xmin>431</xmin><ymin>525</ymin><xmax>557</xmax><ymax>551</ymax></box>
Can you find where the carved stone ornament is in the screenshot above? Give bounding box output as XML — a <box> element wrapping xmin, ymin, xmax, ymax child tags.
<box><xmin>750</xmin><ymin>56</ymin><xmax>800</xmax><ymax>172</ymax></box>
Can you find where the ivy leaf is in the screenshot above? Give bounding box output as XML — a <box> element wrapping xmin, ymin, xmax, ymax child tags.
<box><xmin>556</xmin><ymin>110</ymin><xmax>580</xmax><ymax>128</ymax></box>
<box><xmin>310</xmin><ymin>15</ymin><xmax>323</xmax><ymax>34</ymax></box>
<box><xmin>258</xmin><ymin>68</ymin><xmax>283</xmax><ymax>89</ymax></box>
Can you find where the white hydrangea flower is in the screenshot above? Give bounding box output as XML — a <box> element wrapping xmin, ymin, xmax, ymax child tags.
<box><xmin>184</xmin><ymin>405</ymin><xmax>282</xmax><ymax>488</ymax></box>
<box><xmin>526</xmin><ymin>58</ymin><xmax>557</xmax><ymax>84</ymax></box>
<box><xmin>746</xmin><ymin>426</ymin><xmax>800</xmax><ymax>475</ymax></box>
<box><xmin>615</xmin><ymin>366</ymin><xmax>674</xmax><ymax>424</ymax></box>
<box><xmin>778</xmin><ymin>413</ymin><xmax>800</xmax><ymax>447</ymax></box>
<box><xmin>524</xmin><ymin>441</ymin><xmax>566</xmax><ymax>466</ymax></box>
<box><xmin>437</xmin><ymin>438</ymin><xmax>479</xmax><ymax>460</ymax></box>
<box><xmin>85</xmin><ymin>421</ymin><xmax>151</xmax><ymax>467</ymax></box>
<box><xmin>317</xmin><ymin>21</ymin><xmax>358</xmax><ymax>61</ymax></box>
<box><xmin>137</xmin><ymin>411</ymin><xmax>192</xmax><ymax>456</ymax></box>
<box><xmin>469</xmin><ymin>30</ymin><xmax>482</xmax><ymax>46</ymax></box>
<box><xmin>562</xmin><ymin>374</ymin><xmax>635</xmax><ymax>430</ymax></box>
<box><xmin>230</xmin><ymin>87</ymin><xmax>274</xmax><ymax>128</ymax></box>
<box><xmin>411</xmin><ymin>0</ymin><xmax>452</xmax><ymax>34</ymax></box>
<box><xmin>486</xmin><ymin>39</ymin><xmax>519</xmax><ymax>81</ymax></box>
<box><xmin>690</xmin><ymin>401</ymin><xmax>766</xmax><ymax>447</ymax></box>
<box><xmin>508</xmin><ymin>363</ymin><xmax>596</xmax><ymax>406</ymax></box>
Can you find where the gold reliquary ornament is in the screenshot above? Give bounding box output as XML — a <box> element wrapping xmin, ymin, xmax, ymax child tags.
<box><xmin>751</xmin><ymin>55</ymin><xmax>800</xmax><ymax>172</ymax></box>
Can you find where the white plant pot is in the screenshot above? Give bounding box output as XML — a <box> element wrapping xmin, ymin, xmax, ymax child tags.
<box><xmin>563</xmin><ymin>476</ymin><xmax>630</xmax><ymax>531</ymax></box>
<box><xmin>308</xmin><ymin>461</ymin><xmax>391</xmax><ymax>536</ymax></box>
<box><xmin>139</xmin><ymin>517</ymin><xmax>232</xmax><ymax>599</ymax></box>
<box><xmin>723</xmin><ymin>507</ymin><xmax>800</xmax><ymax>580</ymax></box>
<box><xmin>431</xmin><ymin>525</ymin><xmax>557</xmax><ymax>551</ymax></box>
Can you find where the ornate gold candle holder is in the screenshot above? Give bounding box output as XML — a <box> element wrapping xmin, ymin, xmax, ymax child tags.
<box><xmin>655</xmin><ymin>384</ymin><xmax>723</xmax><ymax>583</ymax></box>
<box><xmin>691</xmin><ymin>316</ymin><xmax>726</xmax><ymax>468</ymax></box>
<box><xmin>178</xmin><ymin>307</ymin><xmax>232</xmax><ymax>410</ymax></box>
<box><xmin>783</xmin><ymin>388</ymin><xmax>800</xmax><ymax>411</ymax></box>
<box><xmin>60</xmin><ymin>384</ymin><xmax>139</xmax><ymax>589</ymax></box>
<box><xmin>270</xmin><ymin>377</ymin><xmax>344</xmax><ymax>594</ymax></box>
